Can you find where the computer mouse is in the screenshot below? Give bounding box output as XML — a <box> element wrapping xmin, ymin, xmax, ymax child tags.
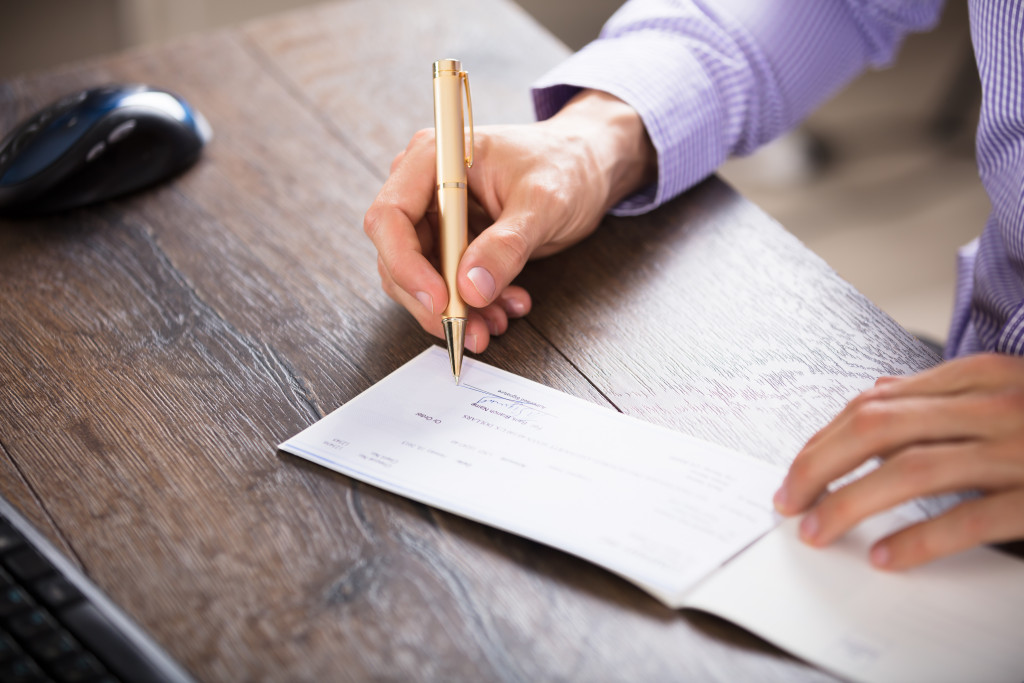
<box><xmin>0</xmin><ymin>84</ymin><xmax>212</xmax><ymax>216</ymax></box>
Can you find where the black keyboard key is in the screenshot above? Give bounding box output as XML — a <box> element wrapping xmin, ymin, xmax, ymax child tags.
<box><xmin>0</xmin><ymin>655</ymin><xmax>47</xmax><ymax>683</ymax></box>
<box><xmin>64</xmin><ymin>600</ymin><xmax>177</xmax><ymax>682</ymax></box>
<box><xmin>31</xmin><ymin>576</ymin><xmax>82</xmax><ymax>610</ymax></box>
<box><xmin>50</xmin><ymin>651</ymin><xmax>106</xmax><ymax>683</ymax></box>
<box><xmin>24</xmin><ymin>629</ymin><xmax>77</xmax><ymax>662</ymax></box>
<box><xmin>0</xmin><ymin>496</ymin><xmax>194</xmax><ymax>683</ymax></box>
<box><xmin>3</xmin><ymin>549</ymin><xmax>52</xmax><ymax>583</ymax></box>
<box><xmin>0</xmin><ymin>586</ymin><xmax>33</xmax><ymax>618</ymax></box>
<box><xmin>0</xmin><ymin>631</ymin><xmax>21</xmax><ymax>661</ymax></box>
<box><xmin>7</xmin><ymin>609</ymin><xmax>57</xmax><ymax>641</ymax></box>
<box><xmin>0</xmin><ymin>522</ymin><xmax>24</xmax><ymax>555</ymax></box>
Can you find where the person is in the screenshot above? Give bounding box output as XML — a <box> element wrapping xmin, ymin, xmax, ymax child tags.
<box><xmin>364</xmin><ymin>0</ymin><xmax>1024</xmax><ymax>570</ymax></box>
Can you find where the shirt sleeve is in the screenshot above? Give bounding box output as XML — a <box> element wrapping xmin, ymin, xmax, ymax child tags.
<box><xmin>944</xmin><ymin>0</ymin><xmax>1024</xmax><ymax>357</ymax></box>
<box><xmin>532</xmin><ymin>0</ymin><xmax>945</xmax><ymax>215</ymax></box>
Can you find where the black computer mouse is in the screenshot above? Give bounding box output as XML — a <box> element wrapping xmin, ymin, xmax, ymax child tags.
<box><xmin>0</xmin><ymin>84</ymin><xmax>212</xmax><ymax>216</ymax></box>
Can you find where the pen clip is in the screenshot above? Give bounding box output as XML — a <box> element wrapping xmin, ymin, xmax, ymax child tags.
<box><xmin>461</xmin><ymin>70</ymin><xmax>474</xmax><ymax>168</ymax></box>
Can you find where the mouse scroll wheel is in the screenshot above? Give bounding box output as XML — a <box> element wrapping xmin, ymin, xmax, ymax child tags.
<box><xmin>107</xmin><ymin>119</ymin><xmax>137</xmax><ymax>144</ymax></box>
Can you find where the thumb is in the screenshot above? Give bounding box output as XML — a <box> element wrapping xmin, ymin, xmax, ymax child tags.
<box><xmin>457</xmin><ymin>209</ymin><xmax>543</xmax><ymax>308</ymax></box>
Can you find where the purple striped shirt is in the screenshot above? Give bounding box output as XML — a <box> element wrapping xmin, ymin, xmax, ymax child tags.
<box><xmin>532</xmin><ymin>0</ymin><xmax>1024</xmax><ymax>359</ymax></box>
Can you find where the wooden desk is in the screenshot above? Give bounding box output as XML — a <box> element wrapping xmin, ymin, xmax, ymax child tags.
<box><xmin>0</xmin><ymin>0</ymin><xmax>939</xmax><ymax>679</ymax></box>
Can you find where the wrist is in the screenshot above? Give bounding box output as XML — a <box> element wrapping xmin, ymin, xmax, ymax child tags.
<box><xmin>545</xmin><ymin>89</ymin><xmax>656</xmax><ymax>209</ymax></box>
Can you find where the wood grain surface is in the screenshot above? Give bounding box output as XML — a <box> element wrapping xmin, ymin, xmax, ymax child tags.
<box><xmin>0</xmin><ymin>0</ymin><xmax>946</xmax><ymax>680</ymax></box>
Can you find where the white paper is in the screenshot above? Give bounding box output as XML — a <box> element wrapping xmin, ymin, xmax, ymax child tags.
<box><xmin>281</xmin><ymin>346</ymin><xmax>783</xmax><ymax>604</ymax></box>
<box><xmin>686</xmin><ymin>513</ymin><xmax>1024</xmax><ymax>683</ymax></box>
<box><xmin>281</xmin><ymin>346</ymin><xmax>1024</xmax><ymax>681</ymax></box>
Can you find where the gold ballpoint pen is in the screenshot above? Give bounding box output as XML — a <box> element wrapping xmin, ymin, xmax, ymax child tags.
<box><xmin>432</xmin><ymin>58</ymin><xmax>474</xmax><ymax>384</ymax></box>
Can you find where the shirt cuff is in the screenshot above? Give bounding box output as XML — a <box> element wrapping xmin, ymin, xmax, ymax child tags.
<box><xmin>532</xmin><ymin>33</ymin><xmax>731</xmax><ymax>217</ymax></box>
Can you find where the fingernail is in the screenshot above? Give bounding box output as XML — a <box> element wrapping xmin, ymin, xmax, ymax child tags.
<box><xmin>870</xmin><ymin>543</ymin><xmax>891</xmax><ymax>568</ymax></box>
<box><xmin>415</xmin><ymin>291</ymin><xmax>433</xmax><ymax>314</ymax></box>
<box><xmin>467</xmin><ymin>267</ymin><xmax>496</xmax><ymax>302</ymax></box>
<box><xmin>799</xmin><ymin>512</ymin><xmax>819</xmax><ymax>544</ymax></box>
<box><xmin>874</xmin><ymin>375</ymin><xmax>905</xmax><ymax>392</ymax></box>
<box><xmin>466</xmin><ymin>334</ymin><xmax>480</xmax><ymax>353</ymax></box>
<box><xmin>505</xmin><ymin>298</ymin><xmax>527</xmax><ymax>317</ymax></box>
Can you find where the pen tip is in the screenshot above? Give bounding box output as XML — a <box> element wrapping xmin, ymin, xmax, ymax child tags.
<box><xmin>454</xmin><ymin>373</ymin><xmax>461</xmax><ymax>386</ymax></box>
<box><xmin>443</xmin><ymin>317</ymin><xmax>467</xmax><ymax>385</ymax></box>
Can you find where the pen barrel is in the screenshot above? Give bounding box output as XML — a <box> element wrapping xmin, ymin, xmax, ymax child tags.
<box><xmin>438</xmin><ymin>189</ymin><xmax>468</xmax><ymax>319</ymax></box>
<box><xmin>433</xmin><ymin>59</ymin><xmax>468</xmax><ymax>320</ymax></box>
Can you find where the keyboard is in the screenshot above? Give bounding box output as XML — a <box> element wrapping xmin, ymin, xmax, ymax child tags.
<box><xmin>0</xmin><ymin>494</ymin><xmax>194</xmax><ymax>683</ymax></box>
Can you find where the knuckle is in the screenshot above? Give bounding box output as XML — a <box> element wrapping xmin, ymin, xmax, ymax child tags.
<box><xmin>547</xmin><ymin>188</ymin><xmax>574</xmax><ymax>216</ymax></box>
<box><xmin>480</xmin><ymin>305</ymin><xmax>508</xmax><ymax>336</ymax></box>
<box><xmin>993</xmin><ymin>387</ymin><xmax>1024</xmax><ymax>414</ymax></box>
<box><xmin>905</xmin><ymin>531</ymin><xmax>937</xmax><ymax>564</ymax></box>
<box><xmin>786</xmin><ymin>457</ymin><xmax>816</xmax><ymax>488</ymax></box>
<box><xmin>389</xmin><ymin>149</ymin><xmax>406</xmax><ymax>173</ymax></box>
<box><xmin>993</xmin><ymin>437</ymin><xmax>1024</xmax><ymax>465</ymax></box>
<box><xmin>957</xmin><ymin>505</ymin><xmax>992</xmax><ymax>541</ymax></box>
<box><xmin>892</xmin><ymin>448</ymin><xmax>939</xmax><ymax>489</ymax></box>
<box><xmin>823</xmin><ymin>493</ymin><xmax>855</xmax><ymax>526</ymax></box>
<box><xmin>378</xmin><ymin>270</ymin><xmax>394</xmax><ymax>296</ymax></box>
<box><xmin>849</xmin><ymin>400</ymin><xmax>888</xmax><ymax>438</ymax></box>
<box><xmin>489</xmin><ymin>223</ymin><xmax>533</xmax><ymax>267</ymax></box>
<box><xmin>379</xmin><ymin>274</ymin><xmax>396</xmax><ymax>300</ymax></box>
<box><xmin>411</xmin><ymin>127</ymin><xmax>434</xmax><ymax>148</ymax></box>
<box><xmin>520</xmin><ymin>174</ymin><xmax>561</xmax><ymax>205</ymax></box>
<box><xmin>905</xmin><ymin>521</ymin><xmax>955</xmax><ymax>563</ymax></box>
<box><xmin>536</xmin><ymin>180</ymin><xmax>573</xmax><ymax>216</ymax></box>
<box><xmin>900</xmin><ymin>507</ymin><xmax>985</xmax><ymax>565</ymax></box>
<box><xmin>363</xmin><ymin>206</ymin><xmax>384</xmax><ymax>240</ymax></box>
<box><xmin>847</xmin><ymin>389</ymin><xmax>877</xmax><ymax>410</ymax></box>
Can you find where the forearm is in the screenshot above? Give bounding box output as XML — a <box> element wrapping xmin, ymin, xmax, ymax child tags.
<box><xmin>533</xmin><ymin>0</ymin><xmax>945</xmax><ymax>214</ymax></box>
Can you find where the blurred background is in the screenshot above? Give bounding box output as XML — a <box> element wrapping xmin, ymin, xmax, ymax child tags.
<box><xmin>0</xmin><ymin>0</ymin><xmax>986</xmax><ymax>346</ymax></box>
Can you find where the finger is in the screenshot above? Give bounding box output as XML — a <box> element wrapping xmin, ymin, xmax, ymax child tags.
<box><xmin>496</xmin><ymin>285</ymin><xmax>531</xmax><ymax>319</ymax></box>
<box><xmin>868</xmin><ymin>489</ymin><xmax>1024</xmax><ymax>570</ymax></box>
<box><xmin>459</xmin><ymin>154</ymin><xmax>591</xmax><ymax>308</ymax></box>
<box><xmin>463</xmin><ymin>314</ymin><xmax>491</xmax><ymax>354</ymax></box>
<box><xmin>368</xmin><ymin>206</ymin><xmax>445</xmax><ymax>312</ymax></box>
<box><xmin>797</xmin><ymin>441</ymin><xmax>1024</xmax><ymax>547</ymax></box>
<box><xmin>377</xmin><ymin>255</ymin><xmax>440</xmax><ymax>334</ymax></box>
<box><xmin>377</xmin><ymin>260</ymin><xmax>491</xmax><ymax>354</ymax></box>
<box><xmin>473</xmin><ymin>289</ymin><xmax>534</xmax><ymax>339</ymax></box>
<box><xmin>477</xmin><ymin>303</ymin><xmax>509</xmax><ymax>337</ymax></box>
<box><xmin>389</xmin><ymin>148</ymin><xmax>406</xmax><ymax>174</ymax></box>
<box><xmin>874</xmin><ymin>353</ymin><xmax>1024</xmax><ymax>399</ymax></box>
<box><xmin>799</xmin><ymin>382</ymin><xmax>890</xmax><ymax>451</ymax></box>
<box><xmin>802</xmin><ymin>358</ymin><xmax>1017</xmax><ymax>455</ymax></box>
<box><xmin>778</xmin><ymin>393</ymin><xmax>1001</xmax><ymax>515</ymax></box>
<box><xmin>457</xmin><ymin>210</ymin><xmax>541</xmax><ymax>308</ymax></box>
<box><xmin>414</xmin><ymin>217</ymin><xmax>436</xmax><ymax>268</ymax></box>
<box><xmin>364</xmin><ymin>129</ymin><xmax>448</xmax><ymax>314</ymax></box>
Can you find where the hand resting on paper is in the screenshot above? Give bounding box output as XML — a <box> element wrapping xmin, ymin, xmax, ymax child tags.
<box><xmin>363</xmin><ymin>89</ymin><xmax>655</xmax><ymax>353</ymax></box>
<box><xmin>774</xmin><ymin>353</ymin><xmax>1024</xmax><ymax>569</ymax></box>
